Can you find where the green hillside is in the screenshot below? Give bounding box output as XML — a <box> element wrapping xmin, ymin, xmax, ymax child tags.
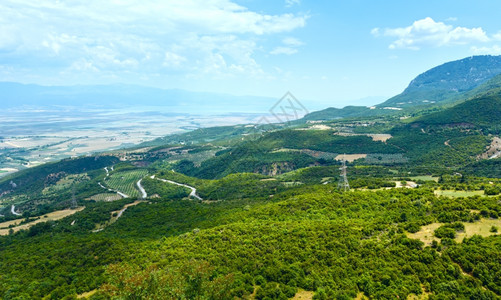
<box><xmin>380</xmin><ymin>55</ymin><xmax>501</xmax><ymax>108</ymax></box>
<box><xmin>301</xmin><ymin>106</ymin><xmax>393</xmax><ymax>122</ymax></box>
<box><xmin>412</xmin><ymin>96</ymin><xmax>501</xmax><ymax>129</ymax></box>
<box><xmin>175</xmin><ymin>129</ymin><xmax>403</xmax><ymax>179</ymax></box>
<box><xmin>461</xmin><ymin>73</ymin><xmax>501</xmax><ymax>99</ymax></box>
<box><xmin>3</xmin><ymin>57</ymin><xmax>501</xmax><ymax>299</ymax></box>
<box><xmin>1</xmin><ymin>119</ymin><xmax>501</xmax><ymax>299</ymax></box>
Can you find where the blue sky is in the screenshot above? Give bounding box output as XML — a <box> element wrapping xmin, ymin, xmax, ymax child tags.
<box><xmin>1</xmin><ymin>0</ymin><xmax>501</xmax><ymax>108</ymax></box>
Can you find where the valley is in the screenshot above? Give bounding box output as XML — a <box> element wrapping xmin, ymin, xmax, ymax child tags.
<box><xmin>0</xmin><ymin>107</ymin><xmax>264</xmax><ymax>177</ymax></box>
<box><xmin>0</xmin><ymin>56</ymin><xmax>501</xmax><ymax>299</ymax></box>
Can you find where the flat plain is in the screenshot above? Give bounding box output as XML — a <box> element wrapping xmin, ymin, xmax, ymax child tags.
<box><xmin>0</xmin><ymin>106</ymin><xmax>262</xmax><ymax>176</ymax></box>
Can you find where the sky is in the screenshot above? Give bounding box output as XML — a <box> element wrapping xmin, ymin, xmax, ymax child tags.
<box><xmin>1</xmin><ymin>0</ymin><xmax>501</xmax><ymax>108</ymax></box>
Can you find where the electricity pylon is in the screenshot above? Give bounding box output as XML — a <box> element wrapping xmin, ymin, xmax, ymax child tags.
<box><xmin>338</xmin><ymin>155</ymin><xmax>350</xmax><ymax>192</ymax></box>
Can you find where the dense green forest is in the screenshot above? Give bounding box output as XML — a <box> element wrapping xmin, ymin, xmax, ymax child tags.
<box><xmin>1</xmin><ymin>183</ymin><xmax>501</xmax><ymax>299</ymax></box>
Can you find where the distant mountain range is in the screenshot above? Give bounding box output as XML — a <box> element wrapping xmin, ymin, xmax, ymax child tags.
<box><xmin>3</xmin><ymin>55</ymin><xmax>501</xmax><ymax>119</ymax></box>
<box><xmin>0</xmin><ymin>82</ymin><xmax>278</xmax><ymax>114</ymax></box>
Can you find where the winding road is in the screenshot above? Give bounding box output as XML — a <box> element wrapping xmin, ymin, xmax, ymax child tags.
<box><xmin>152</xmin><ymin>175</ymin><xmax>203</xmax><ymax>200</ymax></box>
<box><xmin>11</xmin><ymin>205</ymin><xmax>21</xmax><ymax>216</ymax></box>
<box><xmin>136</xmin><ymin>179</ymin><xmax>147</xmax><ymax>199</ymax></box>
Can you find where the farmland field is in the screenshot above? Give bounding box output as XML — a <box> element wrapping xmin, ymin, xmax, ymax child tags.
<box><xmin>0</xmin><ymin>107</ymin><xmax>265</xmax><ymax>175</ymax></box>
<box><xmin>104</xmin><ymin>169</ymin><xmax>149</xmax><ymax>198</ymax></box>
<box><xmin>0</xmin><ymin>207</ymin><xmax>84</xmax><ymax>235</ymax></box>
<box><xmin>410</xmin><ymin>175</ymin><xmax>439</xmax><ymax>182</ymax></box>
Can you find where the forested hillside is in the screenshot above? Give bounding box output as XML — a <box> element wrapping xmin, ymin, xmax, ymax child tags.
<box><xmin>1</xmin><ymin>182</ymin><xmax>500</xmax><ymax>299</ymax></box>
<box><xmin>412</xmin><ymin>96</ymin><xmax>501</xmax><ymax>130</ymax></box>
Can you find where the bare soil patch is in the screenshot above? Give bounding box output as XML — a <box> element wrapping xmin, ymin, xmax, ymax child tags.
<box><xmin>479</xmin><ymin>136</ymin><xmax>501</xmax><ymax>159</ymax></box>
<box><xmin>394</xmin><ymin>181</ymin><xmax>418</xmax><ymax>188</ymax></box>
<box><xmin>408</xmin><ymin>218</ymin><xmax>501</xmax><ymax>246</ymax></box>
<box><xmin>367</xmin><ymin>134</ymin><xmax>392</xmax><ymax>142</ymax></box>
<box><xmin>335</xmin><ymin>154</ymin><xmax>367</xmax><ymax>162</ymax></box>
<box><xmin>291</xmin><ymin>290</ymin><xmax>314</xmax><ymax>300</ymax></box>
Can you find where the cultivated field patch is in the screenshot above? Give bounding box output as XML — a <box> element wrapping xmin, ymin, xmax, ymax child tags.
<box><xmin>0</xmin><ymin>207</ymin><xmax>85</xmax><ymax>235</ymax></box>
<box><xmin>104</xmin><ymin>169</ymin><xmax>148</xmax><ymax>198</ymax></box>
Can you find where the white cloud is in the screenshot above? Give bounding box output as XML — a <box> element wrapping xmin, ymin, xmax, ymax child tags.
<box><xmin>270</xmin><ymin>47</ymin><xmax>298</xmax><ymax>55</ymax></box>
<box><xmin>270</xmin><ymin>37</ymin><xmax>304</xmax><ymax>55</ymax></box>
<box><xmin>373</xmin><ymin>17</ymin><xmax>490</xmax><ymax>50</ymax></box>
<box><xmin>493</xmin><ymin>31</ymin><xmax>501</xmax><ymax>41</ymax></box>
<box><xmin>285</xmin><ymin>0</ymin><xmax>301</xmax><ymax>7</ymax></box>
<box><xmin>370</xmin><ymin>28</ymin><xmax>380</xmax><ymax>37</ymax></box>
<box><xmin>69</xmin><ymin>59</ymin><xmax>99</xmax><ymax>72</ymax></box>
<box><xmin>283</xmin><ymin>37</ymin><xmax>304</xmax><ymax>46</ymax></box>
<box><xmin>163</xmin><ymin>52</ymin><xmax>187</xmax><ymax>68</ymax></box>
<box><xmin>0</xmin><ymin>0</ymin><xmax>308</xmax><ymax>84</ymax></box>
<box><xmin>471</xmin><ymin>45</ymin><xmax>501</xmax><ymax>55</ymax></box>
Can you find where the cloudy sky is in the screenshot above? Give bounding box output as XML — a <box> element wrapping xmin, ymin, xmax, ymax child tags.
<box><xmin>1</xmin><ymin>0</ymin><xmax>501</xmax><ymax>107</ymax></box>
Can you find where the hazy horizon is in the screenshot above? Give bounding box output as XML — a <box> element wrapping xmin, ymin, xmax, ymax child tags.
<box><xmin>2</xmin><ymin>1</ymin><xmax>501</xmax><ymax>108</ymax></box>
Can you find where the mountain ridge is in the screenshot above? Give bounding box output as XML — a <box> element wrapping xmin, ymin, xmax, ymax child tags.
<box><xmin>302</xmin><ymin>55</ymin><xmax>501</xmax><ymax>122</ymax></box>
<box><xmin>379</xmin><ymin>55</ymin><xmax>501</xmax><ymax>108</ymax></box>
